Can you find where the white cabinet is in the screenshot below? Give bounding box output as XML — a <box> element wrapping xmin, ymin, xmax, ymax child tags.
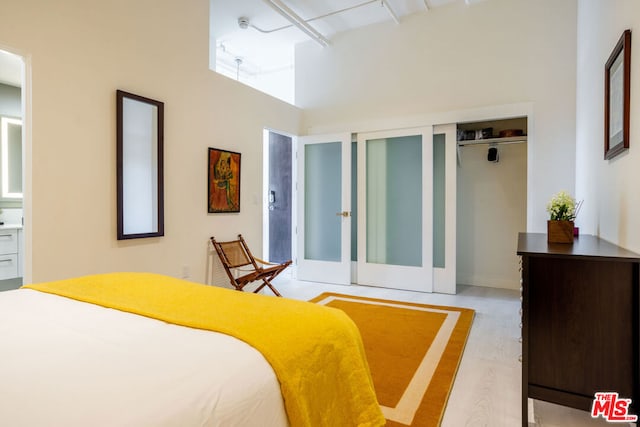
<box><xmin>0</xmin><ymin>228</ymin><xmax>19</xmax><ymax>279</ymax></box>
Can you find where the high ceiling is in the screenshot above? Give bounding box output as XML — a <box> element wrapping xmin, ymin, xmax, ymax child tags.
<box><xmin>2</xmin><ymin>1</ymin><xmax>479</xmax><ymax>91</ymax></box>
<box><xmin>210</xmin><ymin>0</ymin><xmax>462</xmax><ymax>76</ymax></box>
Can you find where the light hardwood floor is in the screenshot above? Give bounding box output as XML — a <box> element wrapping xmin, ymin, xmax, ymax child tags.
<box><xmin>272</xmin><ymin>274</ymin><xmax>630</xmax><ymax>427</ymax></box>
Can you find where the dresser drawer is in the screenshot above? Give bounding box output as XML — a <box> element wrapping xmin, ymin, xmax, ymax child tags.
<box><xmin>0</xmin><ymin>254</ymin><xmax>18</xmax><ymax>280</ymax></box>
<box><xmin>0</xmin><ymin>230</ymin><xmax>17</xmax><ymax>255</ymax></box>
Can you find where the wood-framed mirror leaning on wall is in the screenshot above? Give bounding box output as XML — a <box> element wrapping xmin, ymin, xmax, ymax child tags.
<box><xmin>604</xmin><ymin>29</ymin><xmax>631</xmax><ymax>160</ymax></box>
<box><xmin>116</xmin><ymin>90</ymin><xmax>164</xmax><ymax>240</ymax></box>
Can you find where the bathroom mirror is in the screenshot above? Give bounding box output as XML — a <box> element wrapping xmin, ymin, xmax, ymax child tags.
<box><xmin>0</xmin><ymin>116</ymin><xmax>22</xmax><ymax>200</ymax></box>
<box><xmin>116</xmin><ymin>90</ymin><xmax>164</xmax><ymax>240</ymax></box>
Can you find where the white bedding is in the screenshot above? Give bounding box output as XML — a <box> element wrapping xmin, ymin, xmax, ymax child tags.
<box><xmin>0</xmin><ymin>289</ymin><xmax>289</xmax><ymax>427</ymax></box>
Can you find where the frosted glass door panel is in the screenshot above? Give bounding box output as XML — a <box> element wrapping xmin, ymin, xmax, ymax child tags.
<box><xmin>304</xmin><ymin>142</ymin><xmax>341</xmax><ymax>262</ymax></box>
<box><xmin>297</xmin><ymin>133</ymin><xmax>351</xmax><ymax>286</ymax></box>
<box><xmin>366</xmin><ymin>136</ymin><xmax>422</xmax><ymax>267</ymax></box>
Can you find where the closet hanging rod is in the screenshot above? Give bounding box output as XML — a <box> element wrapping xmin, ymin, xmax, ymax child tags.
<box><xmin>457</xmin><ymin>137</ymin><xmax>527</xmax><ymax>147</ymax></box>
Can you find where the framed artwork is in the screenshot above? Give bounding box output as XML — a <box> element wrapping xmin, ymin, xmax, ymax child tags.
<box><xmin>208</xmin><ymin>147</ymin><xmax>241</xmax><ymax>213</ymax></box>
<box><xmin>116</xmin><ymin>90</ymin><xmax>164</xmax><ymax>240</ymax></box>
<box><xmin>604</xmin><ymin>29</ymin><xmax>631</xmax><ymax>160</ymax></box>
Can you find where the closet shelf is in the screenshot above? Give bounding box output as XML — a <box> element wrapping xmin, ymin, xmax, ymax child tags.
<box><xmin>457</xmin><ymin>135</ymin><xmax>527</xmax><ymax>147</ymax></box>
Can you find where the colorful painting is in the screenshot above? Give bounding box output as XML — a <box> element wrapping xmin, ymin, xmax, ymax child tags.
<box><xmin>208</xmin><ymin>148</ymin><xmax>241</xmax><ymax>213</ymax></box>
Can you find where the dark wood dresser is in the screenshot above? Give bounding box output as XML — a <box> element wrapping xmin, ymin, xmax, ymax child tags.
<box><xmin>517</xmin><ymin>233</ymin><xmax>639</xmax><ymax>426</ymax></box>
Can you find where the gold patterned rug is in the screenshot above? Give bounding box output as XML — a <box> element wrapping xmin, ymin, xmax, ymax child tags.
<box><xmin>310</xmin><ymin>293</ymin><xmax>475</xmax><ymax>427</ymax></box>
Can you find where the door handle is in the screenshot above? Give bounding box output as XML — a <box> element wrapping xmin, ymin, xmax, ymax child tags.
<box><xmin>335</xmin><ymin>211</ymin><xmax>351</xmax><ymax>217</ymax></box>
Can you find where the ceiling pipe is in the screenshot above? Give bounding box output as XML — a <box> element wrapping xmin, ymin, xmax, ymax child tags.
<box><xmin>381</xmin><ymin>0</ymin><xmax>400</xmax><ymax>24</ymax></box>
<box><xmin>261</xmin><ymin>0</ymin><xmax>330</xmax><ymax>47</ymax></box>
<box><xmin>423</xmin><ymin>0</ymin><xmax>431</xmax><ymax>11</ymax></box>
<box><xmin>245</xmin><ymin>1</ymin><xmax>378</xmax><ymax>34</ymax></box>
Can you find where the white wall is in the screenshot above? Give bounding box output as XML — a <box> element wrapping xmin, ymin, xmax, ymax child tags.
<box><xmin>457</xmin><ymin>142</ymin><xmax>527</xmax><ymax>289</ymax></box>
<box><xmin>575</xmin><ymin>0</ymin><xmax>640</xmax><ymax>252</ymax></box>
<box><xmin>296</xmin><ymin>0</ymin><xmax>577</xmax><ymax>289</ymax></box>
<box><xmin>0</xmin><ymin>0</ymin><xmax>302</xmax><ymax>284</ymax></box>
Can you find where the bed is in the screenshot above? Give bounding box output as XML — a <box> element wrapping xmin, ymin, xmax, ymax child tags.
<box><xmin>0</xmin><ymin>273</ymin><xmax>384</xmax><ymax>427</ymax></box>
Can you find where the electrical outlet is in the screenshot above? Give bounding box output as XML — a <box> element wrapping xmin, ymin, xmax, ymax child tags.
<box><xmin>181</xmin><ymin>265</ymin><xmax>190</xmax><ymax>279</ymax></box>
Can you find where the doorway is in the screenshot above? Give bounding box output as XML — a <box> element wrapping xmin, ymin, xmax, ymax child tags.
<box><xmin>263</xmin><ymin>129</ymin><xmax>293</xmax><ymax>264</ymax></box>
<box><xmin>456</xmin><ymin>117</ymin><xmax>528</xmax><ymax>290</ymax></box>
<box><xmin>0</xmin><ymin>48</ymin><xmax>26</xmax><ymax>290</ymax></box>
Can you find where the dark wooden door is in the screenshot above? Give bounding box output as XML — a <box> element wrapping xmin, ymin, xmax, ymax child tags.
<box><xmin>268</xmin><ymin>132</ymin><xmax>292</xmax><ymax>263</ymax></box>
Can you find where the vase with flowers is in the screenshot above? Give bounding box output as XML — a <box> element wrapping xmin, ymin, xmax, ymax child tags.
<box><xmin>546</xmin><ymin>191</ymin><xmax>582</xmax><ymax>243</ymax></box>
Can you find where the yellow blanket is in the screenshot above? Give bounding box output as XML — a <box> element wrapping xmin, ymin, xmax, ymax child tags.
<box><xmin>24</xmin><ymin>272</ymin><xmax>385</xmax><ymax>427</ymax></box>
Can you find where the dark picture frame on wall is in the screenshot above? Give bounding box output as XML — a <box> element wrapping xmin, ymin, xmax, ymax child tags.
<box><xmin>604</xmin><ymin>29</ymin><xmax>631</xmax><ymax>160</ymax></box>
<box><xmin>208</xmin><ymin>147</ymin><xmax>241</xmax><ymax>213</ymax></box>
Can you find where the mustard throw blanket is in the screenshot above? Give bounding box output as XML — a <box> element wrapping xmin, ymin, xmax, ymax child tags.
<box><xmin>24</xmin><ymin>272</ymin><xmax>385</xmax><ymax>427</ymax></box>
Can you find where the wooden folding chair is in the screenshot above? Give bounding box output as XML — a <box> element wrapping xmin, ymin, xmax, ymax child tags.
<box><xmin>211</xmin><ymin>234</ymin><xmax>291</xmax><ymax>297</ymax></box>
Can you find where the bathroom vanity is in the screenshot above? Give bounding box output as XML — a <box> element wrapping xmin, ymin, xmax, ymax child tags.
<box><xmin>0</xmin><ymin>225</ymin><xmax>22</xmax><ymax>280</ymax></box>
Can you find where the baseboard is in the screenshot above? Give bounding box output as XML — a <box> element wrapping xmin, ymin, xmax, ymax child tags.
<box><xmin>457</xmin><ymin>274</ymin><xmax>519</xmax><ymax>290</ymax></box>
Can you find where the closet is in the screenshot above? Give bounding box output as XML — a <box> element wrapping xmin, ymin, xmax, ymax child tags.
<box><xmin>456</xmin><ymin>117</ymin><xmax>528</xmax><ymax>290</ymax></box>
<box><xmin>294</xmin><ymin>116</ymin><xmax>526</xmax><ymax>293</ymax></box>
<box><xmin>296</xmin><ymin>125</ymin><xmax>457</xmax><ymax>294</ymax></box>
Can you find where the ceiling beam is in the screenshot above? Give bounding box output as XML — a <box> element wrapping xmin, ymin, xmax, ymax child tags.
<box><xmin>381</xmin><ymin>0</ymin><xmax>400</xmax><ymax>24</ymax></box>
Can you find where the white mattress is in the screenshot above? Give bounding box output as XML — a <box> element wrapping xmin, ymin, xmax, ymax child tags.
<box><xmin>0</xmin><ymin>289</ymin><xmax>289</xmax><ymax>427</ymax></box>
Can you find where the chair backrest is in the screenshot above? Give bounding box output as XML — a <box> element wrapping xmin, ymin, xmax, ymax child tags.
<box><xmin>211</xmin><ymin>234</ymin><xmax>288</xmax><ymax>296</ymax></box>
<box><xmin>212</xmin><ymin>238</ymin><xmax>253</xmax><ymax>269</ymax></box>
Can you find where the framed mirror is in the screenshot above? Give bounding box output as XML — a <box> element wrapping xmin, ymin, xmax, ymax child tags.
<box><xmin>116</xmin><ymin>90</ymin><xmax>164</xmax><ymax>240</ymax></box>
<box><xmin>0</xmin><ymin>116</ymin><xmax>23</xmax><ymax>200</ymax></box>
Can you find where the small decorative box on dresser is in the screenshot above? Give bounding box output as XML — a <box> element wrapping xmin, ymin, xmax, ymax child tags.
<box><xmin>517</xmin><ymin>233</ymin><xmax>640</xmax><ymax>426</ymax></box>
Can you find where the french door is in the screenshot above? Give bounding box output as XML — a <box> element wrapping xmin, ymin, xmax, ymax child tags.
<box><xmin>296</xmin><ymin>133</ymin><xmax>351</xmax><ymax>285</ymax></box>
<box><xmin>295</xmin><ymin>125</ymin><xmax>456</xmax><ymax>293</ymax></box>
<box><xmin>357</xmin><ymin>127</ymin><xmax>433</xmax><ymax>292</ymax></box>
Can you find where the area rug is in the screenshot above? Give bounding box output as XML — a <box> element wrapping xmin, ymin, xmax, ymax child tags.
<box><xmin>310</xmin><ymin>293</ymin><xmax>474</xmax><ymax>427</ymax></box>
